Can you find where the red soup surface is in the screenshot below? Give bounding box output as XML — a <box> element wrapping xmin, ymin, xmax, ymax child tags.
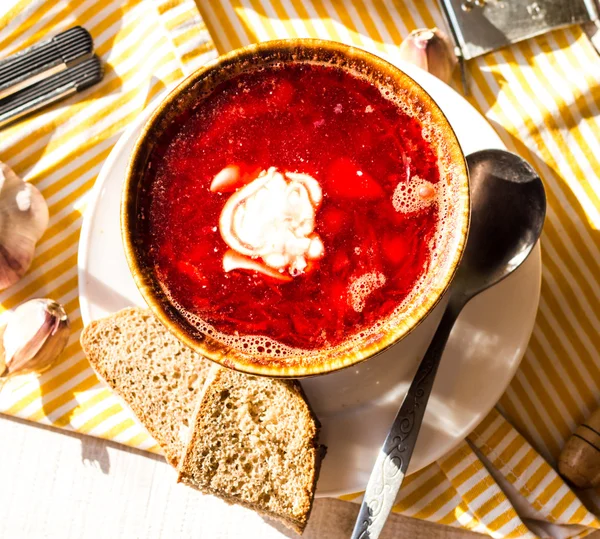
<box><xmin>145</xmin><ymin>63</ymin><xmax>442</xmax><ymax>351</ymax></box>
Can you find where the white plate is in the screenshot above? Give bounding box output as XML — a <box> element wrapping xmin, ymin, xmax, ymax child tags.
<box><xmin>78</xmin><ymin>61</ymin><xmax>541</xmax><ymax>497</ymax></box>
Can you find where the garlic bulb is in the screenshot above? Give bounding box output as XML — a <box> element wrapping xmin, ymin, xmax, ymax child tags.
<box><xmin>0</xmin><ymin>161</ymin><xmax>49</xmax><ymax>291</ymax></box>
<box><xmin>0</xmin><ymin>298</ymin><xmax>70</xmax><ymax>380</ymax></box>
<box><xmin>398</xmin><ymin>28</ymin><xmax>458</xmax><ymax>85</ymax></box>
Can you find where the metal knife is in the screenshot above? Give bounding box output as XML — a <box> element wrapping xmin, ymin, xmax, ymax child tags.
<box><xmin>439</xmin><ymin>0</ymin><xmax>600</xmax><ymax>92</ymax></box>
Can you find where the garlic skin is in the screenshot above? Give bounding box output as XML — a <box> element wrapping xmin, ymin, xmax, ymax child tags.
<box><xmin>0</xmin><ymin>161</ymin><xmax>49</xmax><ymax>291</ymax></box>
<box><xmin>0</xmin><ymin>299</ymin><xmax>70</xmax><ymax>379</ymax></box>
<box><xmin>398</xmin><ymin>28</ymin><xmax>458</xmax><ymax>85</ymax></box>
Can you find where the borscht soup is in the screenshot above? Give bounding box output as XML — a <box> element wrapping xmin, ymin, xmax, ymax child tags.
<box><xmin>124</xmin><ymin>42</ymin><xmax>469</xmax><ymax>375</ymax></box>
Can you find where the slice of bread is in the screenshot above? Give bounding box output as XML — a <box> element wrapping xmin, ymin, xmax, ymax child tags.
<box><xmin>80</xmin><ymin>307</ymin><xmax>211</xmax><ymax>466</ymax></box>
<box><xmin>177</xmin><ymin>367</ymin><xmax>323</xmax><ymax>534</ymax></box>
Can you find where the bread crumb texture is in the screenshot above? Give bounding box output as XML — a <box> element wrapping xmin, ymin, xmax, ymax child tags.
<box><xmin>178</xmin><ymin>368</ymin><xmax>321</xmax><ymax>533</ymax></box>
<box><xmin>80</xmin><ymin>307</ymin><xmax>211</xmax><ymax>466</ymax></box>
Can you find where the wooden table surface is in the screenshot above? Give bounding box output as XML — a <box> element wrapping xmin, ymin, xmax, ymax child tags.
<box><xmin>2</xmin><ymin>414</ymin><xmax>597</xmax><ymax>538</ymax></box>
<box><xmin>0</xmin><ymin>414</ymin><xmax>482</xmax><ymax>539</ymax></box>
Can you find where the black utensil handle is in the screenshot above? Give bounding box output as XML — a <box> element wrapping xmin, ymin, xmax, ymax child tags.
<box><xmin>0</xmin><ymin>26</ymin><xmax>93</xmax><ymax>99</ymax></box>
<box><xmin>350</xmin><ymin>303</ymin><xmax>461</xmax><ymax>539</ymax></box>
<box><xmin>0</xmin><ymin>55</ymin><xmax>103</xmax><ymax>129</ymax></box>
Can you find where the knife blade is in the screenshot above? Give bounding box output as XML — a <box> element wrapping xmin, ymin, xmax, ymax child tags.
<box><xmin>440</xmin><ymin>0</ymin><xmax>598</xmax><ymax>59</ymax></box>
<box><xmin>439</xmin><ymin>0</ymin><xmax>600</xmax><ymax>94</ymax></box>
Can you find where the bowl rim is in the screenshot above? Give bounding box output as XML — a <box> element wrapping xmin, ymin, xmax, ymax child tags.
<box><xmin>121</xmin><ymin>38</ymin><xmax>470</xmax><ymax>378</ymax></box>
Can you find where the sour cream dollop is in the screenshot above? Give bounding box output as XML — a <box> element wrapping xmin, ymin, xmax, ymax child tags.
<box><xmin>218</xmin><ymin>167</ymin><xmax>324</xmax><ymax>279</ymax></box>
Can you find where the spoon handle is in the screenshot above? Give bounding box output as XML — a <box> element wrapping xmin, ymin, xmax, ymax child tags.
<box><xmin>350</xmin><ymin>303</ymin><xmax>461</xmax><ymax>539</ymax></box>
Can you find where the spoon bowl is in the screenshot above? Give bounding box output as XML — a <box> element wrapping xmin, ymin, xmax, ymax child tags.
<box><xmin>352</xmin><ymin>149</ymin><xmax>546</xmax><ymax>539</ymax></box>
<box><xmin>455</xmin><ymin>150</ymin><xmax>546</xmax><ymax>300</ymax></box>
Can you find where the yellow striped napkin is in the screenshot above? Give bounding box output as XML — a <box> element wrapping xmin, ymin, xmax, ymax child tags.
<box><xmin>195</xmin><ymin>1</ymin><xmax>600</xmax><ymax>537</ymax></box>
<box><xmin>1</xmin><ymin>0</ymin><xmax>600</xmax><ymax>537</ymax></box>
<box><xmin>0</xmin><ymin>0</ymin><xmax>216</xmax><ymax>450</ymax></box>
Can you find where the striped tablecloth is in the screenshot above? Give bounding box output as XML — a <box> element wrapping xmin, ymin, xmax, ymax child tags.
<box><xmin>0</xmin><ymin>0</ymin><xmax>216</xmax><ymax>453</ymax></box>
<box><xmin>1</xmin><ymin>1</ymin><xmax>600</xmax><ymax>537</ymax></box>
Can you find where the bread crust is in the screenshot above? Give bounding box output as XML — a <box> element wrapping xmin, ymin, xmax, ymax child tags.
<box><xmin>81</xmin><ymin>309</ymin><xmax>325</xmax><ymax>533</ymax></box>
<box><xmin>177</xmin><ymin>368</ymin><xmax>325</xmax><ymax>534</ymax></box>
<box><xmin>80</xmin><ymin>307</ymin><xmax>211</xmax><ymax>466</ymax></box>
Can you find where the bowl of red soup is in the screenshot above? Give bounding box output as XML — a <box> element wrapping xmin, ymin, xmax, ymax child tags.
<box><xmin>122</xmin><ymin>39</ymin><xmax>470</xmax><ymax>377</ymax></box>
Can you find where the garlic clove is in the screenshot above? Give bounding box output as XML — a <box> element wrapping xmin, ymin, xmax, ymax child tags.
<box><xmin>0</xmin><ymin>298</ymin><xmax>70</xmax><ymax>379</ymax></box>
<box><xmin>0</xmin><ymin>162</ymin><xmax>49</xmax><ymax>291</ymax></box>
<box><xmin>399</xmin><ymin>29</ymin><xmax>431</xmax><ymax>72</ymax></box>
<box><xmin>398</xmin><ymin>28</ymin><xmax>458</xmax><ymax>85</ymax></box>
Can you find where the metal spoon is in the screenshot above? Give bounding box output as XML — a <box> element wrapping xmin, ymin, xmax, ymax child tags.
<box><xmin>351</xmin><ymin>149</ymin><xmax>547</xmax><ymax>539</ymax></box>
